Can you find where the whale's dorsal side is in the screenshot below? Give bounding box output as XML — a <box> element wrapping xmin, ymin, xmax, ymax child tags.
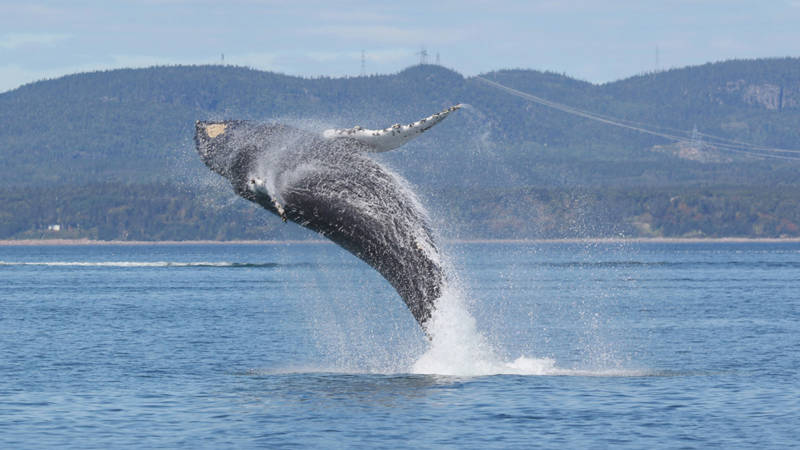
<box><xmin>322</xmin><ymin>104</ymin><xmax>462</xmax><ymax>153</ymax></box>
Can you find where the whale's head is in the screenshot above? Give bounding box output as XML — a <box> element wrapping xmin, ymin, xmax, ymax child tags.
<box><xmin>195</xmin><ymin>120</ymin><xmax>286</xmax><ymax>192</ymax></box>
<box><xmin>194</xmin><ymin>120</ymin><xmax>329</xmax><ymax>210</ymax></box>
<box><xmin>195</xmin><ymin>120</ymin><xmax>246</xmax><ymax>179</ymax></box>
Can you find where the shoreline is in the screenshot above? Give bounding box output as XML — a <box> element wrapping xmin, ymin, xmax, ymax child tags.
<box><xmin>2</xmin><ymin>237</ymin><xmax>800</xmax><ymax>246</ymax></box>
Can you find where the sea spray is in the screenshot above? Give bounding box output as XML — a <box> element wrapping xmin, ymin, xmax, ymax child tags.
<box><xmin>411</xmin><ymin>285</ymin><xmax>500</xmax><ymax>375</ymax></box>
<box><xmin>410</xmin><ymin>283</ymin><xmax>567</xmax><ymax>376</ymax></box>
<box><xmin>410</xmin><ymin>283</ymin><xmax>638</xmax><ymax>376</ymax></box>
<box><xmin>408</xmin><ymin>269</ymin><xmax>557</xmax><ymax>376</ymax></box>
<box><xmin>408</xmin><ymin>242</ymin><xmax>635</xmax><ymax>376</ymax></box>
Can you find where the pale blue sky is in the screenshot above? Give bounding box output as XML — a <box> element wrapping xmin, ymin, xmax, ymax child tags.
<box><xmin>2</xmin><ymin>0</ymin><xmax>800</xmax><ymax>93</ymax></box>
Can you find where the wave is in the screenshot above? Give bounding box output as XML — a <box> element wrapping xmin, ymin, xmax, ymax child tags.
<box><xmin>0</xmin><ymin>261</ymin><xmax>286</xmax><ymax>268</ymax></box>
<box><xmin>242</xmin><ymin>364</ymin><xmax>664</xmax><ymax>378</ymax></box>
<box><xmin>510</xmin><ymin>260</ymin><xmax>800</xmax><ymax>269</ymax></box>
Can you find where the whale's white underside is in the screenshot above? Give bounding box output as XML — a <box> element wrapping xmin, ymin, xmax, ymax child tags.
<box><xmin>322</xmin><ymin>104</ymin><xmax>462</xmax><ymax>152</ymax></box>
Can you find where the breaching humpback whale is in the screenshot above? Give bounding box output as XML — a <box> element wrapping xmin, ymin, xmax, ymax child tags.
<box><xmin>194</xmin><ymin>105</ymin><xmax>461</xmax><ymax>331</ymax></box>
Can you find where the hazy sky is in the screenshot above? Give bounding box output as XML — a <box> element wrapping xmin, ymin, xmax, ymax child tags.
<box><xmin>2</xmin><ymin>0</ymin><xmax>800</xmax><ymax>93</ymax></box>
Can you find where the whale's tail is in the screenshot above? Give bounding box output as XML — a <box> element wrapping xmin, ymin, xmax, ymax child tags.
<box><xmin>322</xmin><ymin>104</ymin><xmax>462</xmax><ymax>152</ymax></box>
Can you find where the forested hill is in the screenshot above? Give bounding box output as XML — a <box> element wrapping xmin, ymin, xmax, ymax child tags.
<box><xmin>2</xmin><ymin>58</ymin><xmax>800</xmax><ymax>239</ymax></box>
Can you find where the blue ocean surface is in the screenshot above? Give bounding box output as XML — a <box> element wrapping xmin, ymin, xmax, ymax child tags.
<box><xmin>1</xmin><ymin>242</ymin><xmax>798</xmax><ymax>448</ymax></box>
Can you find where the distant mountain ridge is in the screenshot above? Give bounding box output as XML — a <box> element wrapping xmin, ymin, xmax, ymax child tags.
<box><xmin>1</xmin><ymin>58</ymin><xmax>800</xmax><ymax>239</ymax></box>
<box><xmin>3</xmin><ymin>58</ymin><xmax>800</xmax><ymax>186</ymax></box>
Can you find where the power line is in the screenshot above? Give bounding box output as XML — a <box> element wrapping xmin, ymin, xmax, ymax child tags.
<box><xmin>475</xmin><ymin>76</ymin><xmax>800</xmax><ymax>161</ymax></box>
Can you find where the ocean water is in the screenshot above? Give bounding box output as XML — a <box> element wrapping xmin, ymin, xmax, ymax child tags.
<box><xmin>1</xmin><ymin>242</ymin><xmax>798</xmax><ymax>448</ymax></box>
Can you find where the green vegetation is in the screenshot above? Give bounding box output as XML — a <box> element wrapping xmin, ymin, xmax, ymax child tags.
<box><xmin>1</xmin><ymin>59</ymin><xmax>800</xmax><ymax>240</ymax></box>
<box><xmin>437</xmin><ymin>186</ymin><xmax>800</xmax><ymax>239</ymax></box>
<box><xmin>0</xmin><ymin>183</ymin><xmax>301</xmax><ymax>241</ymax></box>
<box><xmin>2</xmin><ymin>183</ymin><xmax>797</xmax><ymax>240</ymax></box>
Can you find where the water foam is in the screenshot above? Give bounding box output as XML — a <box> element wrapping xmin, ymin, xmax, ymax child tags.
<box><xmin>410</xmin><ymin>285</ymin><xmax>647</xmax><ymax>377</ymax></box>
<box><xmin>408</xmin><ymin>284</ymin><xmax>561</xmax><ymax>376</ymax></box>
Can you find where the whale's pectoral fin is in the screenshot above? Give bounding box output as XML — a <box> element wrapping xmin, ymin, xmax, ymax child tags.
<box><xmin>322</xmin><ymin>104</ymin><xmax>462</xmax><ymax>153</ymax></box>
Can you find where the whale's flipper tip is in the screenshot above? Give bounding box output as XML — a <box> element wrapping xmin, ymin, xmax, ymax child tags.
<box><xmin>322</xmin><ymin>103</ymin><xmax>462</xmax><ymax>153</ymax></box>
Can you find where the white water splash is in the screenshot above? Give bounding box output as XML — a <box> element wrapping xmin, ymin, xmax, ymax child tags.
<box><xmin>410</xmin><ymin>285</ymin><xmax>647</xmax><ymax>377</ymax></box>
<box><xmin>411</xmin><ymin>285</ymin><xmax>550</xmax><ymax>376</ymax></box>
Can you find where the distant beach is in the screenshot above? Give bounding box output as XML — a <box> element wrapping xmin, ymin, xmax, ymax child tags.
<box><xmin>0</xmin><ymin>239</ymin><xmax>330</xmax><ymax>246</ymax></box>
<box><xmin>2</xmin><ymin>237</ymin><xmax>800</xmax><ymax>246</ymax></box>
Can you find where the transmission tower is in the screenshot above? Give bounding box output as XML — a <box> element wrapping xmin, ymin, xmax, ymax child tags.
<box><xmin>417</xmin><ymin>47</ymin><xmax>428</xmax><ymax>64</ymax></box>
<box><xmin>655</xmin><ymin>45</ymin><xmax>660</xmax><ymax>72</ymax></box>
<box><xmin>361</xmin><ymin>50</ymin><xmax>366</xmax><ymax>76</ymax></box>
<box><xmin>690</xmin><ymin>125</ymin><xmax>703</xmax><ymax>150</ymax></box>
<box><xmin>435</xmin><ymin>52</ymin><xmax>440</xmax><ymax>65</ymax></box>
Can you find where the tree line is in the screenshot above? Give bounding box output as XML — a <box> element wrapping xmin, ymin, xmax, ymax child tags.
<box><xmin>2</xmin><ymin>183</ymin><xmax>798</xmax><ymax>240</ymax></box>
